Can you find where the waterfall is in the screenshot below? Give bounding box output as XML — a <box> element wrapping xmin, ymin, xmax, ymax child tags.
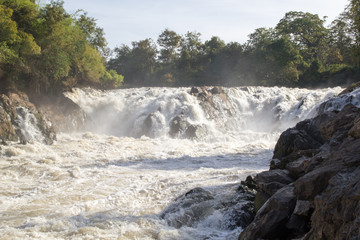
<box><xmin>3</xmin><ymin>85</ymin><xmax>355</xmax><ymax>240</ymax></box>
<box><xmin>64</xmin><ymin>86</ymin><xmax>342</xmax><ymax>141</ymax></box>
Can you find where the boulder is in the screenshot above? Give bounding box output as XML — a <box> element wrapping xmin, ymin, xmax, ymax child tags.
<box><xmin>169</xmin><ymin>115</ymin><xmax>190</xmax><ymax>137</ymax></box>
<box><xmin>254</xmin><ymin>169</ymin><xmax>294</xmax><ymax>196</ymax></box>
<box><xmin>239</xmin><ymin>186</ymin><xmax>296</xmax><ymax>240</ymax></box>
<box><xmin>32</xmin><ymin>93</ymin><xmax>87</xmax><ymax>132</ymax></box>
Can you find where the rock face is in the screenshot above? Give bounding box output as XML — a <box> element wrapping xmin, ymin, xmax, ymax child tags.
<box><xmin>32</xmin><ymin>93</ymin><xmax>87</xmax><ymax>133</ymax></box>
<box><xmin>0</xmin><ymin>91</ymin><xmax>56</xmax><ymax>144</ymax></box>
<box><xmin>239</xmin><ymin>87</ymin><xmax>360</xmax><ymax>239</ymax></box>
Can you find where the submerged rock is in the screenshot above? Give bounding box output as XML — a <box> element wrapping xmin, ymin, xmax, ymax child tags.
<box><xmin>161</xmin><ymin>185</ymin><xmax>256</xmax><ymax>231</ymax></box>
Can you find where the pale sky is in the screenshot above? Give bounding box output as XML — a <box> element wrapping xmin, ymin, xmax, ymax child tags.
<box><xmin>48</xmin><ymin>0</ymin><xmax>349</xmax><ymax>49</ymax></box>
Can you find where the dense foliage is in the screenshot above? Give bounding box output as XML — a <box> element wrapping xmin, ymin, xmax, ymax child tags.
<box><xmin>1</xmin><ymin>0</ymin><xmax>359</xmax><ymax>92</ymax></box>
<box><xmin>0</xmin><ymin>0</ymin><xmax>123</xmax><ymax>95</ymax></box>
<box><xmin>108</xmin><ymin>0</ymin><xmax>359</xmax><ymax>88</ymax></box>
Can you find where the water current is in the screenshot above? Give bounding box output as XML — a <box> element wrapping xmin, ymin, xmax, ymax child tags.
<box><xmin>0</xmin><ymin>86</ymin><xmax>347</xmax><ymax>239</ymax></box>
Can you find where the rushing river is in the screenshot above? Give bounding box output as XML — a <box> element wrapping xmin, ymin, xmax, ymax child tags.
<box><xmin>0</xmin><ymin>86</ymin><xmax>343</xmax><ymax>239</ymax></box>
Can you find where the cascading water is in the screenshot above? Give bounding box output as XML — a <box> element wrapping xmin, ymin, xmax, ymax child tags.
<box><xmin>0</xmin><ymin>86</ymin><xmax>345</xmax><ymax>239</ymax></box>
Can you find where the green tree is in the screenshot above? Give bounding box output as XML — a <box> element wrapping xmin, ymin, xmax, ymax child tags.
<box><xmin>276</xmin><ymin>11</ymin><xmax>329</xmax><ymax>63</ymax></box>
<box><xmin>0</xmin><ymin>2</ymin><xmax>40</xmax><ymax>90</ymax></box>
<box><xmin>75</xmin><ymin>12</ymin><xmax>107</xmax><ymax>54</ymax></box>
<box><xmin>157</xmin><ymin>28</ymin><xmax>181</xmax><ymax>63</ymax></box>
<box><xmin>108</xmin><ymin>39</ymin><xmax>157</xmax><ymax>86</ymax></box>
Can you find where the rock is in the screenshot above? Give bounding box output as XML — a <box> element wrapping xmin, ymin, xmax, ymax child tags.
<box><xmin>272</xmin><ymin>124</ymin><xmax>322</xmax><ymax>164</ymax></box>
<box><xmin>303</xmin><ymin>167</ymin><xmax>360</xmax><ymax>240</ymax></box>
<box><xmin>189</xmin><ymin>86</ymin><xmax>235</xmax><ymax>121</ymax></box>
<box><xmin>293</xmin><ymin>200</ymin><xmax>313</xmax><ymax>217</ymax></box>
<box><xmin>294</xmin><ymin>164</ymin><xmax>341</xmax><ymax>200</ymax></box>
<box><xmin>184</xmin><ymin>124</ymin><xmax>208</xmax><ymax>140</ymax></box>
<box><xmin>160</xmin><ymin>187</ymin><xmax>215</xmax><ymax>228</ymax></box>
<box><xmin>241</xmin><ymin>176</ymin><xmax>257</xmax><ymax>190</ymax></box>
<box><xmin>32</xmin><ymin>93</ymin><xmax>87</xmax><ymax>132</ymax></box>
<box><xmin>169</xmin><ymin>115</ymin><xmax>190</xmax><ymax>137</ymax></box>
<box><xmin>349</xmin><ymin>115</ymin><xmax>360</xmax><ymax>138</ymax></box>
<box><xmin>0</xmin><ymin>91</ymin><xmax>56</xmax><ymax>144</ymax></box>
<box><xmin>239</xmin><ymin>186</ymin><xmax>297</xmax><ymax>240</ymax></box>
<box><xmin>254</xmin><ymin>169</ymin><xmax>294</xmax><ymax>196</ymax></box>
<box><xmin>239</xmin><ymin>85</ymin><xmax>360</xmax><ymax>240</ymax></box>
<box><xmin>0</xmin><ymin>107</ymin><xmax>17</xmax><ymax>142</ymax></box>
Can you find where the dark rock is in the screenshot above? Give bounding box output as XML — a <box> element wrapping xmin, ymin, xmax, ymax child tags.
<box><xmin>254</xmin><ymin>169</ymin><xmax>294</xmax><ymax>196</ymax></box>
<box><xmin>294</xmin><ymin>164</ymin><xmax>341</xmax><ymax>200</ymax></box>
<box><xmin>160</xmin><ymin>187</ymin><xmax>215</xmax><ymax>228</ymax></box>
<box><xmin>349</xmin><ymin>115</ymin><xmax>360</xmax><ymax>138</ymax></box>
<box><xmin>241</xmin><ymin>176</ymin><xmax>257</xmax><ymax>190</ymax></box>
<box><xmin>210</xmin><ymin>86</ymin><xmax>224</xmax><ymax>95</ymax></box>
<box><xmin>239</xmin><ymin>86</ymin><xmax>360</xmax><ymax>240</ymax></box>
<box><xmin>273</xmin><ymin>125</ymin><xmax>322</xmax><ymax>163</ymax></box>
<box><xmin>293</xmin><ymin>200</ymin><xmax>313</xmax><ymax>217</ymax></box>
<box><xmin>32</xmin><ymin>92</ymin><xmax>87</xmax><ymax>132</ymax></box>
<box><xmin>239</xmin><ymin>186</ymin><xmax>297</xmax><ymax>240</ymax></box>
<box><xmin>303</xmin><ymin>167</ymin><xmax>360</xmax><ymax>240</ymax></box>
<box><xmin>169</xmin><ymin>115</ymin><xmax>190</xmax><ymax>137</ymax></box>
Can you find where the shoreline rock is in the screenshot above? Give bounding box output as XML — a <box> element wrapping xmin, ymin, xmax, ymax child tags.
<box><xmin>239</xmin><ymin>85</ymin><xmax>360</xmax><ymax>240</ymax></box>
<box><xmin>0</xmin><ymin>91</ymin><xmax>56</xmax><ymax>145</ymax></box>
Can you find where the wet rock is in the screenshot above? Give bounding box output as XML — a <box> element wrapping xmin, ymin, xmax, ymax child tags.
<box><xmin>160</xmin><ymin>187</ymin><xmax>215</xmax><ymax>228</ymax></box>
<box><xmin>294</xmin><ymin>164</ymin><xmax>341</xmax><ymax>200</ymax></box>
<box><xmin>273</xmin><ymin>122</ymin><xmax>322</xmax><ymax>162</ymax></box>
<box><xmin>161</xmin><ymin>185</ymin><xmax>256</xmax><ymax>231</ymax></box>
<box><xmin>239</xmin><ymin>85</ymin><xmax>360</xmax><ymax>240</ymax></box>
<box><xmin>184</xmin><ymin>124</ymin><xmax>208</xmax><ymax>140</ymax></box>
<box><xmin>32</xmin><ymin>92</ymin><xmax>87</xmax><ymax>132</ymax></box>
<box><xmin>0</xmin><ymin>106</ymin><xmax>17</xmax><ymax>142</ymax></box>
<box><xmin>254</xmin><ymin>169</ymin><xmax>294</xmax><ymax>196</ymax></box>
<box><xmin>189</xmin><ymin>86</ymin><xmax>235</xmax><ymax>121</ymax></box>
<box><xmin>239</xmin><ymin>186</ymin><xmax>296</xmax><ymax>240</ymax></box>
<box><xmin>0</xmin><ymin>91</ymin><xmax>56</xmax><ymax>144</ymax></box>
<box><xmin>169</xmin><ymin>115</ymin><xmax>190</xmax><ymax>137</ymax></box>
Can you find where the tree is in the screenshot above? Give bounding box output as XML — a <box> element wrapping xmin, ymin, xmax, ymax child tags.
<box><xmin>0</xmin><ymin>2</ymin><xmax>40</xmax><ymax>91</ymax></box>
<box><xmin>108</xmin><ymin>39</ymin><xmax>157</xmax><ymax>86</ymax></box>
<box><xmin>75</xmin><ymin>12</ymin><xmax>107</xmax><ymax>55</ymax></box>
<box><xmin>338</xmin><ymin>0</ymin><xmax>360</xmax><ymax>67</ymax></box>
<box><xmin>157</xmin><ymin>28</ymin><xmax>181</xmax><ymax>63</ymax></box>
<box><xmin>276</xmin><ymin>11</ymin><xmax>329</xmax><ymax>63</ymax></box>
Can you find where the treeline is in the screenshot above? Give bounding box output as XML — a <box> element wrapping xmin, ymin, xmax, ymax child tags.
<box><xmin>108</xmin><ymin>0</ymin><xmax>360</xmax><ymax>88</ymax></box>
<box><xmin>0</xmin><ymin>0</ymin><xmax>123</xmax><ymax>96</ymax></box>
<box><xmin>1</xmin><ymin>0</ymin><xmax>359</xmax><ymax>94</ymax></box>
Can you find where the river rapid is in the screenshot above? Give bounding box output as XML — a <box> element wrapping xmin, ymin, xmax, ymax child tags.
<box><xmin>0</xmin><ymin>86</ymin><xmax>343</xmax><ymax>240</ymax></box>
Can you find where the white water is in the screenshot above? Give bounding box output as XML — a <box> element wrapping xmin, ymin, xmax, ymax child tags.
<box><xmin>0</xmin><ymin>86</ymin><xmax>343</xmax><ymax>240</ymax></box>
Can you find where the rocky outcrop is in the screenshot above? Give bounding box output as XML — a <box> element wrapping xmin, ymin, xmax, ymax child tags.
<box><xmin>190</xmin><ymin>86</ymin><xmax>235</xmax><ymax>120</ymax></box>
<box><xmin>239</xmin><ymin>87</ymin><xmax>360</xmax><ymax>239</ymax></box>
<box><xmin>0</xmin><ymin>91</ymin><xmax>56</xmax><ymax>144</ymax></box>
<box><xmin>32</xmin><ymin>93</ymin><xmax>87</xmax><ymax>133</ymax></box>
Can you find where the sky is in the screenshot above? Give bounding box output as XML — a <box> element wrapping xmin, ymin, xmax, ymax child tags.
<box><xmin>44</xmin><ymin>0</ymin><xmax>349</xmax><ymax>49</ymax></box>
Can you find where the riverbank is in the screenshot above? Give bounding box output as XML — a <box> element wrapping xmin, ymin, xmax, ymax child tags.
<box><xmin>239</xmin><ymin>84</ymin><xmax>360</xmax><ymax>239</ymax></box>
